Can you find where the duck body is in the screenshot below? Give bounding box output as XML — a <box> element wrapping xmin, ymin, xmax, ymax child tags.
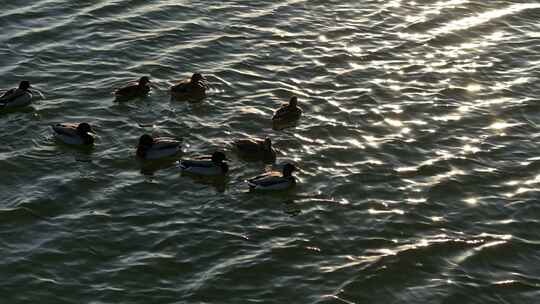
<box><xmin>0</xmin><ymin>81</ymin><xmax>33</xmax><ymax>109</ymax></box>
<box><xmin>273</xmin><ymin>105</ymin><xmax>302</xmax><ymax>121</ymax></box>
<box><xmin>114</xmin><ymin>76</ymin><xmax>151</xmax><ymax>101</ymax></box>
<box><xmin>52</xmin><ymin>123</ymin><xmax>95</xmax><ymax>145</ymax></box>
<box><xmin>170</xmin><ymin>73</ymin><xmax>207</xmax><ymax>102</ymax></box>
<box><xmin>0</xmin><ymin>89</ymin><xmax>32</xmax><ymax>108</ymax></box>
<box><xmin>137</xmin><ymin>135</ymin><xmax>182</xmax><ymax>160</ymax></box>
<box><xmin>272</xmin><ymin>96</ymin><xmax>302</xmax><ymax>123</ymax></box>
<box><xmin>234</xmin><ymin>138</ymin><xmax>276</xmax><ymax>162</ymax></box>
<box><xmin>246</xmin><ymin>163</ymin><xmax>297</xmax><ymax>191</ymax></box>
<box><xmin>178</xmin><ymin>151</ymin><xmax>228</xmax><ymax>177</ymax></box>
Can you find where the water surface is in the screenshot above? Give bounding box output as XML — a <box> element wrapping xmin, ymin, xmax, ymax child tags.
<box><xmin>1</xmin><ymin>0</ymin><xmax>540</xmax><ymax>303</ymax></box>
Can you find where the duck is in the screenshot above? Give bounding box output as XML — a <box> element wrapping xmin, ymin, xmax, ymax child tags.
<box><xmin>0</xmin><ymin>80</ymin><xmax>33</xmax><ymax>109</ymax></box>
<box><xmin>170</xmin><ymin>73</ymin><xmax>207</xmax><ymax>102</ymax></box>
<box><xmin>178</xmin><ymin>151</ymin><xmax>228</xmax><ymax>176</ymax></box>
<box><xmin>246</xmin><ymin>163</ymin><xmax>297</xmax><ymax>191</ymax></box>
<box><xmin>114</xmin><ymin>76</ymin><xmax>151</xmax><ymax>101</ymax></box>
<box><xmin>234</xmin><ymin>137</ymin><xmax>276</xmax><ymax>162</ymax></box>
<box><xmin>52</xmin><ymin>122</ymin><xmax>95</xmax><ymax>145</ymax></box>
<box><xmin>272</xmin><ymin>96</ymin><xmax>302</xmax><ymax>123</ymax></box>
<box><xmin>136</xmin><ymin>134</ymin><xmax>182</xmax><ymax>160</ymax></box>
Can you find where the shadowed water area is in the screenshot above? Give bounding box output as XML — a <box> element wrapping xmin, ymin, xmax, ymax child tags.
<box><xmin>1</xmin><ymin>0</ymin><xmax>540</xmax><ymax>303</ymax></box>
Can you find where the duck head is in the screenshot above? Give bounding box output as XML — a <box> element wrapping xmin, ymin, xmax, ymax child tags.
<box><xmin>191</xmin><ymin>73</ymin><xmax>204</xmax><ymax>83</ymax></box>
<box><xmin>138</xmin><ymin>76</ymin><xmax>150</xmax><ymax>87</ymax></box>
<box><xmin>77</xmin><ymin>123</ymin><xmax>93</xmax><ymax>134</ymax></box>
<box><xmin>138</xmin><ymin>134</ymin><xmax>154</xmax><ymax>147</ymax></box>
<box><xmin>19</xmin><ymin>80</ymin><xmax>31</xmax><ymax>90</ymax></box>
<box><xmin>211</xmin><ymin>151</ymin><xmax>227</xmax><ymax>163</ymax></box>
<box><xmin>282</xmin><ymin>163</ymin><xmax>296</xmax><ymax>177</ymax></box>
<box><xmin>289</xmin><ymin>96</ymin><xmax>298</xmax><ymax>107</ymax></box>
<box><xmin>76</xmin><ymin>123</ymin><xmax>94</xmax><ymax>144</ymax></box>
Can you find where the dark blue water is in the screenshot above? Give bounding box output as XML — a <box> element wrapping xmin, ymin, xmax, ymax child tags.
<box><xmin>1</xmin><ymin>1</ymin><xmax>540</xmax><ymax>303</ymax></box>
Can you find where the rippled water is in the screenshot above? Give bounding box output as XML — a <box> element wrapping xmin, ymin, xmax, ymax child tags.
<box><xmin>2</xmin><ymin>0</ymin><xmax>540</xmax><ymax>303</ymax></box>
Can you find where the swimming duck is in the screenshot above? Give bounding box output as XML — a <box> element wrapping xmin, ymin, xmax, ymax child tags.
<box><xmin>178</xmin><ymin>151</ymin><xmax>228</xmax><ymax>176</ymax></box>
<box><xmin>272</xmin><ymin>96</ymin><xmax>302</xmax><ymax>123</ymax></box>
<box><xmin>52</xmin><ymin>122</ymin><xmax>95</xmax><ymax>145</ymax></box>
<box><xmin>170</xmin><ymin>73</ymin><xmax>207</xmax><ymax>102</ymax></box>
<box><xmin>246</xmin><ymin>163</ymin><xmax>297</xmax><ymax>191</ymax></box>
<box><xmin>136</xmin><ymin>134</ymin><xmax>182</xmax><ymax>160</ymax></box>
<box><xmin>234</xmin><ymin>137</ymin><xmax>276</xmax><ymax>162</ymax></box>
<box><xmin>114</xmin><ymin>76</ymin><xmax>151</xmax><ymax>101</ymax></box>
<box><xmin>0</xmin><ymin>80</ymin><xmax>33</xmax><ymax>109</ymax></box>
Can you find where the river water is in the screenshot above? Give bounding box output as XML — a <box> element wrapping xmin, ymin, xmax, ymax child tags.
<box><xmin>1</xmin><ymin>0</ymin><xmax>540</xmax><ymax>303</ymax></box>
